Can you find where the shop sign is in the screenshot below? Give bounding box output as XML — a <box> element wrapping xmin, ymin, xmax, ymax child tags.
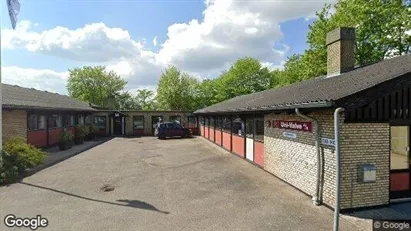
<box><xmin>273</xmin><ymin>120</ymin><xmax>313</xmax><ymax>133</ymax></box>
<box><xmin>283</xmin><ymin>132</ymin><xmax>297</xmax><ymax>139</ymax></box>
<box><xmin>321</xmin><ymin>138</ymin><xmax>335</xmax><ymax>147</ymax></box>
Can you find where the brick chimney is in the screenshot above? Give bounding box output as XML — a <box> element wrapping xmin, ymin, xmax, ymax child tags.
<box><xmin>326</xmin><ymin>27</ymin><xmax>355</xmax><ymax>77</ymax></box>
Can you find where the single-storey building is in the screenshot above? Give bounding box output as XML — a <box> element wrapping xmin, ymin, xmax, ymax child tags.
<box><xmin>2</xmin><ymin>84</ymin><xmax>197</xmax><ymax>148</ymax></box>
<box><xmin>194</xmin><ymin>27</ymin><xmax>411</xmax><ymax>210</ymax></box>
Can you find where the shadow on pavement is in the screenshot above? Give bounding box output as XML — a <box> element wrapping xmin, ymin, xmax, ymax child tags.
<box><xmin>19</xmin><ymin>182</ymin><xmax>169</xmax><ymax>214</ymax></box>
<box><xmin>343</xmin><ymin>202</ymin><xmax>411</xmax><ymax>220</ymax></box>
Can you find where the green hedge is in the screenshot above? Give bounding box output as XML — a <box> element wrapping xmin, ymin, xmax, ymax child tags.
<box><xmin>0</xmin><ymin>137</ymin><xmax>46</xmax><ymax>184</ymax></box>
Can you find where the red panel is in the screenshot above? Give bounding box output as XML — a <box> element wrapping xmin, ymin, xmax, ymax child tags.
<box><xmin>205</xmin><ymin>127</ymin><xmax>209</xmax><ymax>139</ymax></box>
<box><xmin>222</xmin><ymin>132</ymin><xmax>231</xmax><ymax>151</ymax></box>
<box><xmin>232</xmin><ymin>135</ymin><xmax>244</xmax><ymax>157</ymax></box>
<box><xmin>200</xmin><ymin>126</ymin><xmax>204</xmax><ymax>136</ymax></box>
<box><xmin>215</xmin><ymin>130</ymin><xmax>222</xmax><ymax>146</ymax></box>
<box><xmin>134</xmin><ymin>129</ymin><xmax>145</xmax><ymax>136</ymax></box>
<box><xmin>254</xmin><ymin>141</ymin><xmax>264</xmax><ymax>167</ymax></box>
<box><xmin>391</xmin><ymin>172</ymin><xmax>410</xmax><ymax>191</ymax></box>
<box><xmin>48</xmin><ymin>128</ymin><xmax>63</xmax><ymax>146</ymax></box>
<box><xmin>97</xmin><ymin>128</ymin><xmax>107</xmax><ymax>136</ymax></box>
<box><xmin>209</xmin><ymin>128</ymin><xmax>215</xmax><ymax>141</ymax></box>
<box><xmin>27</xmin><ymin>130</ymin><xmax>47</xmax><ymax>148</ymax></box>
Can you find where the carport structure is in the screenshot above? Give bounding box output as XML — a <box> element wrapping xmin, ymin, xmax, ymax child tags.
<box><xmin>195</xmin><ymin>27</ymin><xmax>411</xmax><ymax>210</ymax></box>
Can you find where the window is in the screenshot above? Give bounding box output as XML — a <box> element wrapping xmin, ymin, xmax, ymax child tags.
<box><xmin>210</xmin><ymin>117</ymin><xmax>214</xmax><ymax>129</ymax></box>
<box><xmin>215</xmin><ymin>117</ymin><xmax>222</xmax><ymax>130</ymax></box>
<box><xmin>169</xmin><ymin>116</ymin><xmax>181</xmax><ymax>123</ymax></box>
<box><xmin>48</xmin><ymin>114</ymin><xmax>62</xmax><ymax>128</ymax></box>
<box><xmin>29</xmin><ymin>114</ymin><xmax>47</xmax><ymax>130</ymax></box>
<box><xmin>64</xmin><ymin>115</ymin><xmax>75</xmax><ymax>127</ymax></box>
<box><xmin>133</xmin><ymin>116</ymin><xmax>144</xmax><ymax>129</ymax></box>
<box><xmin>232</xmin><ymin>117</ymin><xmax>244</xmax><ymax>137</ymax></box>
<box><xmin>188</xmin><ymin>116</ymin><xmax>197</xmax><ymax>128</ymax></box>
<box><xmin>245</xmin><ymin>118</ymin><xmax>253</xmax><ymax>139</ymax></box>
<box><xmin>200</xmin><ymin>117</ymin><xmax>205</xmax><ymax>126</ymax></box>
<box><xmin>255</xmin><ymin>118</ymin><xmax>264</xmax><ymax>142</ymax></box>
<box><xmin>222</xmin><ymin>117</ymin><xmax>231</xmax><ymax>132</ymax></box>
<box><xmin>78</xmin><ymin>115</ymin><xmax>84</xmax><ymax>125</ymax></box>
<box><xmin>93</xmin><ymin>116</ymin><xmax>106</xmax><ymax>129</ymax></box>
<box><xmin>38</xmin><ymin>115</ymin><xmax>46</xmax><ymax>129</ymax></box>
<box><xmin>29</xmin><ymin>115</ymin><xmax>38</xmax><ymax>130</ymax></box>
<box><xmin>166</xmin><ymin>123</ymin><xmax>174</xmax><ymax>129</ymax></box>
<box><xmin>205</xmin><ymin>117</ymin><xmax>209</xmax><ymax>127</ymax></box>
<box><xmin>85</xmin><ymin>115</ymin><xmax>92</xmax><ymax>125</ymax></box>
<box><xmin>174</xmin><ymin>123</ymin><xmax>182</xmax><ymax>129</ymax></box>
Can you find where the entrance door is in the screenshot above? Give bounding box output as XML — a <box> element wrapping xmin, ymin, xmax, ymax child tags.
<box><xmin>390</xmin><ymin>126</ymin><xmax>411</xmax><ymax>199</ymax></box>
<box><xmin>152</xmin><ymin>116</ymin><xmax>163</xmax><ymax>135</ymax></box>
<box><xmin>245</xmin><ymin>118</ymin><xmax>254</xmax><ymax>161</ymax></box>
<box><xmin>113</xmin><ymin>117</ymin><xmax>123</xmax><ymax>135</ymax></box>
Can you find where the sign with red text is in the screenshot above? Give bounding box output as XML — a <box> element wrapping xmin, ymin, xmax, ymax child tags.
<box><xmin>273</xmin><ymin>120</ymin><xmax>313</xmax><ymax>133</ymax></box>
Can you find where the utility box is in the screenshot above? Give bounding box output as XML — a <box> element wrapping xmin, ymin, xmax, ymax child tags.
<box><xmin>359</xmin><ymin>164</ymin><xmax>376</xmax><ymax>183</ymax></box>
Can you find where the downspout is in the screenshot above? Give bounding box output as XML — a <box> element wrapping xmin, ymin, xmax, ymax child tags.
<box><xmin>333</xmin><ymin>107</ymin><xmax>344</xmax><ymax>231</ymax></box>
<box><xmin>295</xmin><ymin>108</ymin><xmax>321</xmax><ymax>206</ymax></box>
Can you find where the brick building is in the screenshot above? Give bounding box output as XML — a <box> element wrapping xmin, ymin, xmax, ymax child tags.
<box><xmin>194</xmin><ymin>27</ymin><xmax>411</xmax><ymax>210</ymax></box>
<box><xmin>2</xmin><ymin>84</ymin><xmax>197</xmax><ymax>148</ymax></box>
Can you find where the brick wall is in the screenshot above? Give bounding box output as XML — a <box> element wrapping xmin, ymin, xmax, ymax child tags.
<box><xmin>2</xmin><ymin>110</ymin><xmax>27</xmax><ymax>143</ymax></box>
<box><xmin>264</xmin><ymin>110</ymin><xmax>389</xmax><ymax>209</ymax></box>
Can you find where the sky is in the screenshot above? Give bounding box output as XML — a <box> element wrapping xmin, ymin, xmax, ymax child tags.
<box><xmin>1</xmin><ymin>0</ymin><xmax>335</xmax><ymax>95</ymax></box>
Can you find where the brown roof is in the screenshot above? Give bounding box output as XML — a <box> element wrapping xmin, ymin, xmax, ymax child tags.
<box><xmin>195</xmin><ymin>54</ymin><xmax>411</xmax><ymax>114</ymax></box>
<box><xmin>2</xmin><ymin>84</ymin><xmax>95</xmax><ymax>111</ymax></box>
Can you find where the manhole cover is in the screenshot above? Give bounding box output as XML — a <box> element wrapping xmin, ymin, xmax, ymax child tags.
<box><xmin>101</xmin><ymin>184</ymin><xmax>115</xmax><ymax>192</ymax></box>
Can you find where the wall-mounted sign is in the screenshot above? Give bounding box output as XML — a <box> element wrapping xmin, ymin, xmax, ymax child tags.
<box><xmin>273</xmin><ymin>120</ymin><xmax>313</xmax><ymax>133</ymax></box>
<box><xmin>283</xmin><ymin>132</ymin><xmax>297</xmax><ymax>139</ymax></box>
<box><xmin>321</xmin><ymin>138</ymin><xmax>335</xmax><ymax>146</ymax></box>
<box><xmin>115</xmin><ymin>113</ymin><xmax>120</xmax><ymax>117</ymax></box>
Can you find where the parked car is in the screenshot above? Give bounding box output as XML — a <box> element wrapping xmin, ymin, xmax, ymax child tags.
<box><xmin>155</xmin><ymin>121</ymin><xmax>192</xmax><ymax>139</ymax></box>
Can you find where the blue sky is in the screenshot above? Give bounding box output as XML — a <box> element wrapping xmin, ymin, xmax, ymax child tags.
<box><xmin>1</xmin><ymin>0</ymin><xmax>330</xmax><ymax>94</ymax></box>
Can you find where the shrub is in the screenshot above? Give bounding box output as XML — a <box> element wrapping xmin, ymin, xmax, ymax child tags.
<box><xmin>89</xmin><ymin>125</ymin><xmax>99</xmax><ymax>135</ymax></box>
<box><xmin>1</xmin><ymin>137</ymin><xmax>46</xmax><ymax>184</ymax></box>
<box><xmin>3</xmin><ymin>137</ymin><xmax>46</xmax><ymax>169</ymax></box>
<box><xmin>59</xmin><ymin>129</ymin><xmax>74</xmax><ymax>145</ymax></box>
<box><xmin>75</xmin><ymin>125</ymin><xmax>88</xmax><ymax>139</ymax></box>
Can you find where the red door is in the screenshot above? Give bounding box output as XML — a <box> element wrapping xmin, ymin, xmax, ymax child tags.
<box><xmin>390</xmin><ymin>126</ymin><xmax>411</xmax><ymax>199</ymax></box>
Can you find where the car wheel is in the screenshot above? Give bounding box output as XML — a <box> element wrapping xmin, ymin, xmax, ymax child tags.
<box><xmin>159</xmin><ymin>134</ymin><xmax>166</xmax><ymax>139</ymax></box>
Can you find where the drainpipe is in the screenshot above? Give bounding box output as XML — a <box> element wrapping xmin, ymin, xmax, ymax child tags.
<box><xmin>295</xmin><ymin>108</ymin><xmax>321</xmax><ymax>206</ymax></box>
<box><xmin>333</xmin><ymin>107</ymin><xmax>344</xmax><ymax>231</ymax></box>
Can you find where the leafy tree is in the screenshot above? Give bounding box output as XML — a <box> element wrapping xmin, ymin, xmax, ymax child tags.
<box><xmin>135</xmin><ymin>89</ymin><xmax>157</xmax><ymax>110</ymax></box>
<box><xmin>156</xmin><ymin>66</ymin><xmax>199</xmax><ymax>110</ymax></box>
<box><xmin>213</xmin><ymin>57</ymin><xmax>271</xmax><ymax>102</ymax></box>
<box><xmin>67</xmin><ymin>66</ymin><xmax>127</xmax><ymax>109</ymax></box>
<box><xmin>274</xmin><ymin>0</ymin><xmax>411</xmax><ymax>87</ymax></box>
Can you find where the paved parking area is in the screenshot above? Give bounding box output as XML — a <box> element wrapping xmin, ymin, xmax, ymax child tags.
<box><xmin>0</xmin><ymin>137</ymin><xmax>371</xmax><ymax>230</ymax></box>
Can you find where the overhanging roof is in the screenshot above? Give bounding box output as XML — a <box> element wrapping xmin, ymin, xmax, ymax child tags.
<box><xmin>2</xmin><ymin>84</ymin><xmax>95</xmax><ymax>111</ymax></box>
<box><xmin>195</xmin><ymin>54</ymin><xmax>411</xmax><ymax>114</ymax></box>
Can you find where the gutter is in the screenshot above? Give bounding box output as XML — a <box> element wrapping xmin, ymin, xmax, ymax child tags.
<box><xmin>333</xmin><ymin>107</ymin><xmax>344</xmax><ymax>231</ymax></box>
<box><xmin>295</xmin><ymin>108</ymin><xmax>321</xmax><ymax>206</ymax></box>
<box><xmin>193</xmin><ymin>101</ymin><xmax>333</xmax><ymax>115</ymax></box>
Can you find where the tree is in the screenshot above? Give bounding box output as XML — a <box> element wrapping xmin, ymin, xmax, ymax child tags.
<box><xmin>274</xmin><ymin>0</ymin><xmax>411</xmax><ymax>88</ymax></box>
<box><xmin>135</xmin><ymin>89</ymin><xmax>156</xmax><ymax>110</ymax></box>
<box><xmin>156</xmin><ymin>66</ymin><xmax>199</xmax><ymax>110</ymax></box>
<box><xmin>67</xmin><ymin>66</ymin><xmax>127</xmax><ymax>109</ymax></box>
<box><xmin>213</xmin><ymin>57</ymin><xmax>271</xmax><ymax>102</ymax></box>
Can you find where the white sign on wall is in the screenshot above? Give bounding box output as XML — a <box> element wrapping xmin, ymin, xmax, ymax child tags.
<box><xmin>283</xmin><ymin>132</ymin><xmax>297</xmax><ymax>139</ymax></box>
<box><xmin>321</xmin><ymin>138</ymin><xmax>335</xmax><ymax>146</ymax></box>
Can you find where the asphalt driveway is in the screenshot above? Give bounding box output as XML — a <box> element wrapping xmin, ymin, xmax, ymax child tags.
<box><xmin>0</xmin><ymin>137</ymin><xmax>370</xmax><ymax>230</ymax></box>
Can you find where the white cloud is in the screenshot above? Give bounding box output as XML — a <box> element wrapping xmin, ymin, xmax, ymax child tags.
<box><xmin>153</xmin><ymin>36</ymin><xmax>158</xmax><ymax>47</ymax></box>
<box><xmin>2</xmin><ymin>0</ymin><xmax>335</xmax><ymax>93</ymax></box>
<box><xmin>2</xmin><ymin>20</ymin><xmax>145</xmax><ymax>62</ymax></box>
<box><xmin>2</xmin><ymin>66</ymin><xmax>69</xmax><ymax>94</ymax></box>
